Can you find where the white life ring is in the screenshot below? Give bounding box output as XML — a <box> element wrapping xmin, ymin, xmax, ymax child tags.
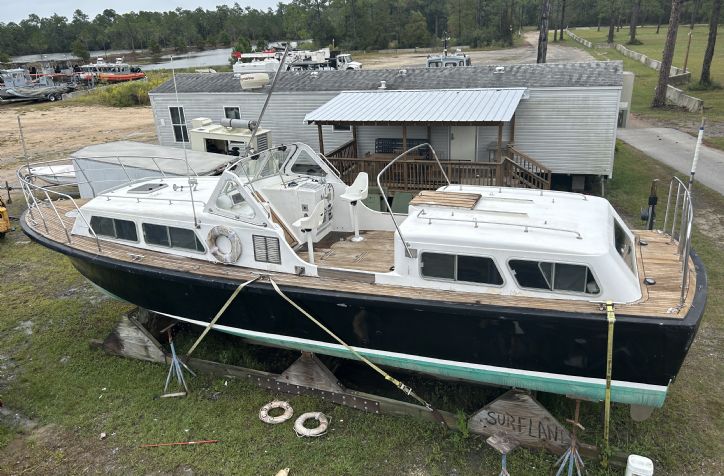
<box><xmin>259</xmin><ymin>400</ymin><xmax>294</xmax><ymax>425</ymax></box>
<box><xmin>294</xmin><ymin>412</ymin><xmax>329</xmax><ymax>437</ymax></box>
<box><xmin>207</xmin><ymin>225</ymin><xmax>242</xmax><ymax>264</ymax></box>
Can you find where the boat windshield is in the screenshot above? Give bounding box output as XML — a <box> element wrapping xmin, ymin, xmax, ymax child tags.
<box><xmin>230</xmin><ymin>144</ymin><xmax>299</xmax><ymax>183</ymax></box>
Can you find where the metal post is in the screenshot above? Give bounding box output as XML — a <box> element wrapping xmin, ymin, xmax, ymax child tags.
<box><xmin>17</xmin><ymin>115</ymin><xmax>30</xmax><ymax>170</ymax></box>
<box><xmin>689</xmin><ymin>118</ymin><xmax>704</xmax><ymax>190</ymax></box>
<box><xmin>683</xmin><ymin>31</ymin><xmax>693</xmax><ymax>73</ymax></box>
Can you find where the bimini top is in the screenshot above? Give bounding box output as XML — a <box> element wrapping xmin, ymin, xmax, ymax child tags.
<box><xmin>304</xmin><ymin>88</ymin><xmax>527</xmax><ymax>125</ymax></box>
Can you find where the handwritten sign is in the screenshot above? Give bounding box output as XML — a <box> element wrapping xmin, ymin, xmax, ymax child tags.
<box><xmin>469</xmin><ymin>390</ymin><xmax>571</xmax><ymax>451</ymax></box>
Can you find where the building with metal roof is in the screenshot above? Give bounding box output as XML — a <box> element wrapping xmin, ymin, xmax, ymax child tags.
<box><xmin>149</xmin><ymin>61</ymin><xmax>625</xmax><ymax>191</ymax></box>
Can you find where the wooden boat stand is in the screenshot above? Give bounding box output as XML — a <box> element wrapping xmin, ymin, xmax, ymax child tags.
<box><xmin>90</xmin><ymin>308</ymin><xmax>627</xmax><ymax>467</ymax></box>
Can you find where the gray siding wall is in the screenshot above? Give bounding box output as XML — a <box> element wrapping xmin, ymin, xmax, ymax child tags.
<box><xmin>356</xmin><ymin>126</ymin><xmax>451</xmax><ymax>161</ymax></box>
<box><xmin>476</xmin><ymin>124</ymin><xmax>513</xmax><ymax>162</ymax></box>
<box><xmin>150</xmin><ymin>86</ymin><xmax>620</xmax><ymax>176</ymax></box>
<box><xmin>149</xmin><ymin>91</ymin><xmax>352</xmax><ymax>153</ymax></box>
<box><xmin>513</xmin><ymin>88</ymin><xmax>620</xmax><ymax>176</ymax></box>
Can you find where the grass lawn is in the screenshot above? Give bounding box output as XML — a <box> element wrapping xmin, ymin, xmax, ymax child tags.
<box><xmin>0</xmin><ymin>142</ymin><xmax>722</xmax><ymax>474</ymax></box>
<box><xmin>567</xmin><ymin>26</ymin><xmax>724</xmax><ymax>131</ymax></box>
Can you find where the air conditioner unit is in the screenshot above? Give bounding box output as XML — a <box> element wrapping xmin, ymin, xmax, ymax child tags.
<box><xmin>189</xmin><ymin>117</ymin><xmax>272</xmax><ymax>156</ymax></box>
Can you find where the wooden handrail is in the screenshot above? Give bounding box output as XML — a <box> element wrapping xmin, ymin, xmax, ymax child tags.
<box><xmin>327</xmin><ymin>148</ymin><xmax>552</xmax><ymax>192</ymax></box>
<box><xmin>326</xmin><ymin>139</ymin><xmax>357</xmax><ymax>159</ymax></box>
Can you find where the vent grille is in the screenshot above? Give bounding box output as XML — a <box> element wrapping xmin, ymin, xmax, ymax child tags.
<box><xmin>253</xmin><ymin>235</ymin><xmax>281</xmax><ymax>264</ymax></box>
<box><xmin>256</xmin><ymin>133</ymin><xmax>269</xmax><ymax>151</ymax></box>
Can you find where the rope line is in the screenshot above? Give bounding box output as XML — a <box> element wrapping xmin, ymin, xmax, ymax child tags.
<box><xmin>267</xmin><ymin>276</ymin><xmax>443</xmax><ymax>420</ymax></box>
<box><xmin>186</xmin><ymin>276</ymin><xmax>260</xmax><ymax>358</ymax></box>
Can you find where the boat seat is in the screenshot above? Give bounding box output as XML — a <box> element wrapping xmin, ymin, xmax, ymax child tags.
<box><xmin>292</xmin><ymin>200</ymin><xmax>326</xmax><ymax>264</ymax></box>
<box><xmin>340</xmin><ymin>172</ymin><xmax>368</xmax><ymax>242</ymax></box>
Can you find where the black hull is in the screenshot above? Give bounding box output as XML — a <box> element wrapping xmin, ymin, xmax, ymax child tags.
<box><xmin>23</xmin><ymin>218</ymin><xmax>707</xmax><ymax>407</ymax></box>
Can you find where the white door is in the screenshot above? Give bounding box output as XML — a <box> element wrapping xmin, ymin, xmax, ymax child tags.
<box><xmin>450</xmin><ymin>126</ymin><xmax>477</xmax><ymax>161</ymax></box>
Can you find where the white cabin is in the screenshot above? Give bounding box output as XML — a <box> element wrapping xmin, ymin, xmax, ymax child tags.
<box><xmin>72</xmin><ymin>143</ymin><xmax>641</xmax><ymax>304</ymax></box>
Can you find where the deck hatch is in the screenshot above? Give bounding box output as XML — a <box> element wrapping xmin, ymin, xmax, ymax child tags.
<box><xmin>253</xmin><ymin>235</ymin><xmax>281</xmax><ymax>264</ymax></box>
<box><xmin>128</xmin><ymin>183</ymin><xmax>168</xmax><ymax>194</ymax></box>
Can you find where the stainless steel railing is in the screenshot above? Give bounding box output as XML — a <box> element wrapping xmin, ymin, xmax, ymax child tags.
<box><xmin>17</xmin><ymin>153</ymin><xmax>210</xmax><ymax>252</ymax></box>
<box><xmin>660</xmin><ymin>177</ymin><xmax>694</xmax><ymax>306</ymax></box>
<box><xmin>18</xmin><ymin>165</ymin><xmax>103</xmax><ymax>252</ymax></box>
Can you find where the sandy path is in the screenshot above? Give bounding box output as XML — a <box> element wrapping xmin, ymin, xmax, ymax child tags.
<box><xmin>363</xmin><ymin>31</ymin><xmax>594</xmax><ymax>69</ymax></box>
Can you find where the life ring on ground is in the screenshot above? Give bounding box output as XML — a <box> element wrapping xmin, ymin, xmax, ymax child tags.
<box><xmin>207</xmin><ymin>225</ymin><xmax>242</xmax><ymax>264</ymax></box>
<box><xmin>294</xmin><ymin>412</ymin><xmax>329</xmax><ymax>437</ymax></box>
<box><xmin>259</xmin><ymin>400</ymin><xmax>294</xmax><ymax>425</ymax></box>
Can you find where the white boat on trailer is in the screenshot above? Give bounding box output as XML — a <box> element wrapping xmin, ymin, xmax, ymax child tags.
<box><xmin>19</xmin><ymin>142</ymin><xmax>706</xmax><ymax>415</ymax></box>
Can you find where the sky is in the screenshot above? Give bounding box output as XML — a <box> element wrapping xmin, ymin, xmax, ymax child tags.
<box><xmin>1</xmin><ymin>0</ymin><xmax>279</xmax><ymax>24</ymax></box>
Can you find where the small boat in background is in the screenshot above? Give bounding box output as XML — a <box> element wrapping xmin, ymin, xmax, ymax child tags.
<box><xmin>77</xmin><ymin>58</ymin><xmax>145</xmax><ymax>83</ymax></box>
<box><xmin>28</xmin><ymin>164</ymin><xmax>77</xmax><ymax>186</ymax></box>
<box><xmin>1</xmin><ymin>69</ymin><xmax>75</xmax><ymax>103</ymax></box>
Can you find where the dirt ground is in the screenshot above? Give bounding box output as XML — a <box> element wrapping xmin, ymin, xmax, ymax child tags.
<box><xmin>363</xmin><ymin>31</ymin><xmax>594</xmax><ymax>69</ymax></box>
<box><xmin>0</xmin><ymin>105</ymin><xmax>156</xmax><ymax>187</ymax></box>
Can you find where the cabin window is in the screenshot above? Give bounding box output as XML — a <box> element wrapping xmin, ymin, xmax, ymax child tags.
<box><xmin>224</xmin><ymin>107</ymin><xmax>241</xmax><ymax>120</ymax></box>
<box><xmin>333</xmin><ymin>124</ymin><xmax>351</xmax><ymax>132</ymax></box>
<box><xmin>289</xmin><ymin>150</ymin><xmax>325</xmax><ymax>176</ymax></box>
<box><xmin>142</xmin><ymin>223</ymin><xmax>205</xmax><ymax>252</ymax></box>
<box><xmin>169</xmin><ymin>106</ymin><xmax>189</xmax><ymax>142</ymax></box>
<box><xmin>508</xmin><ymin>260</ymin><xmax>600</xmax><ymax>295</ymax></box>
<box><xmin>90</xmin><ymin>216</ymin><xmax>138</xmax><ymax>242</ymax></box>
<box><xmin>614</xmin><ymin>219</ymin><xmax>636</xmax><ymax>274</ymax></box>
<box><xmin>420</xmin><ymin>253</ymin><xmax>503</xmax><ymax>285</ymax></box>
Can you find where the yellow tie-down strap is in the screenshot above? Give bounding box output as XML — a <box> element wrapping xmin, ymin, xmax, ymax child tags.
<box><xmin>603</xmin><ymin>301</ymin><xmax>616</xmax><ymax>447</ymax></box>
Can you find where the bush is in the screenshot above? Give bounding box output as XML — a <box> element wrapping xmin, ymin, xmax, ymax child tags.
<box><xmin>688</xmin><ymin>80</ymin><xmax>722</xmax><ymax>91</ymax></box>
<box><xmin>74</xmin><ymin>72</ymin><xmax>170</xmax><ymax>107</ymax></box>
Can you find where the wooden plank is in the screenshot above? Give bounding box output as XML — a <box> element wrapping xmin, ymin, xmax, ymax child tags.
<box><xmin>409</xmin><ymin>190</ymin><xmax>481</xmax><ymax>209</ymax></box>
<box><xmin>469</xmin><ymin>389</ymin><xmax>571</xmax><ymax>452</ymax></box>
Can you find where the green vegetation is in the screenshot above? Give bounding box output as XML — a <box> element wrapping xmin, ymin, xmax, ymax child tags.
<box><xmin>0</xmin><ymin>142</ymin><xmax>722</xmax><ymax>474</ymax></box>
<box><xmin>68</xmin><ymin>73</ymin><xmax>170</xmax><ymax>107</ymax></box>
<box><xmin>0</xmin><ymin>1</ymin><xmax>529</xmax><ymax>58</ymax></box>
<box><xmin>571</xmin><ymin>26</ymin><xmax>723</xmax><ymax>124</ymax></box>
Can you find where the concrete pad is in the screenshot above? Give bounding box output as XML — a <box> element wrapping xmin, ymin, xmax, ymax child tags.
<box><xmin>617</xmin><ymin>127</ymin><xmax>724</xmax><ymax>196</ymax></box>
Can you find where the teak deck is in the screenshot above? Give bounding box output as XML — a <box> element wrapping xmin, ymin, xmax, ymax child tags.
<box><xmin>409</xmin><ymin>190</ymin><xmax>481</xmax><ymax>209</ymax></box>
<box><xmin>28</xmin><ymin>200</ymin><xmax>696</xmax><ymax>319</ymax></box>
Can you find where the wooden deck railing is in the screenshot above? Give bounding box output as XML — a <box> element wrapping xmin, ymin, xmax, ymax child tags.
<box><xmin>506</xmin><ymin>145</ymin><xmax>552</xmax><ymax>190</ymax></box>
<box><xmin>325</xmin><ymin>144</ymin><xmax>551</xmax><ymax>192</ymax></box>
<box><xmin>326</xmin><ymin>139</ymin><xmax>357</xmax><ymax>159</ymax></box>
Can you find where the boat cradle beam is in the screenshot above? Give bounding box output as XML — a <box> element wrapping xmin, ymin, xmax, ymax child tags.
<box><xmin>88</xmin><ymin>308</ymin><xmax>634</xmax><ymax>466</ymax></box>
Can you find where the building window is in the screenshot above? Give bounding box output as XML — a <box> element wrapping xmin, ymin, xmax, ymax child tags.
<box><xmin>169</xmin><ymin>106</ymin><xmax>188</xmax><ymax>142</ymax></box>
<box><xmin>90</xmin><ymin>216</ymin><xmax>138</xmax><ymax>242</ymax></box>
<box><xmin>420</xmin><ymin>252</ymin><xmax>503</xmax><ymax>286</ymax></box>
<box><xmin>333</xmin><ymin>124</ymin><xmax>351</xmax><ymax>132</ymax></box>
<box><xmin>224</xmin><ymin>107</ymin><xmax>241</xmax><ymax>120</ymax></box>
<box><xmin>142</xmin><ymin>223</ymin><xmax>205</xmax><ymax>252</ymax></box>
<box><xmin>508</xmin><ymin>260</ymin><xmax>600</xmax><ymax>295</ymax></box>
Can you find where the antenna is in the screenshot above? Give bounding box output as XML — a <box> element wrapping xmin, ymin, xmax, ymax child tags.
<box><xmin>171</xmin><ymin>55</ymin><xmax>200</xmax><ymax>229</ymax></box>
<box><xmin>246</xmin><ymin>45</ymin><xmax>290</xmax><ymax>155</ymax></box>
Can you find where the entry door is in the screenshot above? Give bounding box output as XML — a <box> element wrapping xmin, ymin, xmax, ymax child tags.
<box><xmin>450</xmin><ymin>126</ymin><xmax>477</xmax><ymax>161</ymax></box>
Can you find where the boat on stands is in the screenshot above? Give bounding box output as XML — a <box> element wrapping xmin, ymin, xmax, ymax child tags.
<box><xmin>18</xmin><ymin>142</ymin><xmax>706</xmax><ymax>412</ymax></box>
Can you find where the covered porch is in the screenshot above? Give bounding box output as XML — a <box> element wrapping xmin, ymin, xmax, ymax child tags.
<box><xmin>305</xmin><ymin>88</ymin><xmax>551</xmax><ymax>192</ymax></box>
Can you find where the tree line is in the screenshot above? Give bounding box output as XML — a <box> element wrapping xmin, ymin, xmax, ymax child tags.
<box><xmin>2</xmin><ymin>0</ymin><xmax>717</xmax><ymax>61</ymax></box>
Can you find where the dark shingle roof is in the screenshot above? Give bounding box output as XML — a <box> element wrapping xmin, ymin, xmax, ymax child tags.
<box><xmin>150</xmin><ymin>61</ymin><xmax>623</xmax><ymax>95</ymax></box>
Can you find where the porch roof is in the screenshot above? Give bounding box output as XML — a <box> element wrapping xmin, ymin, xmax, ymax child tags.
<box><xmin>304</xmin><ymin>88</ymin><xmax>527</xmax><ymax>126</ymax></box>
